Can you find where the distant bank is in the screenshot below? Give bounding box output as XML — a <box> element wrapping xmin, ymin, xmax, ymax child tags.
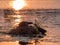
<box><xmin>0</xmin><ymin>9</ymin><xmax>60</xmax><ymax>15</ymax></box>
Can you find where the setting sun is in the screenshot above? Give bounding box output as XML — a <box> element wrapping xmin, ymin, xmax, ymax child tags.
<box><xmin>10</xmin><ymin>0</ymin><xmax>27</xmax><ymax>10</ymax></box>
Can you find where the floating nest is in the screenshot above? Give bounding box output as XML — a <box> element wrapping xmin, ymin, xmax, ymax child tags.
<box><xmin>9</xmin><ymin>21</ymin><xmax>47</xmax><ymax>37</ymax></box>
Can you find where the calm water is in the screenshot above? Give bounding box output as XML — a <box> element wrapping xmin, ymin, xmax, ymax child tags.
<box><xmin>0</xmin><ymin>11</ymin><xmax>60</xmax><ymax>45</ymax></box>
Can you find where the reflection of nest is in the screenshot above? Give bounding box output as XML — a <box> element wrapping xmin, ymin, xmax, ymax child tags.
<box><xmin>9</xmin><ymin>21</ymin><xmax>47</xmax><ymax>37</ymax></box>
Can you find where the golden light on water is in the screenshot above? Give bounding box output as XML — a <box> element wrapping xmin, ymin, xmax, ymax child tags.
<box><xmin>12</xmin><ymin>15</ymin><xmax>22</xmax><ymax>18</ymax></box>
<box><xmin>15</xmin><ymin>19</ymin><xmax>21</xmax><ymax>23</ymax></box>
<box><xmin>12</xmin><ymin>15</ymin><xmax>23</xmax><ymax>28</ymax></box>
<box><xmin>10</xmin><ymin>0</ymin><xmax>27</xmax><ymax>10</ymax></box>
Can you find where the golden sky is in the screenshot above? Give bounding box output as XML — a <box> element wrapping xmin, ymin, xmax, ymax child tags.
<box><xmin>0</xmin><ymin>0</ymin><xmax>60</xmax><ymax>9</ymax></box>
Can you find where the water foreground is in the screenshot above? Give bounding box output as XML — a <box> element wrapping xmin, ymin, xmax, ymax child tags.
<box><xmin>0</xmin><ymin>9</ymin><xmax>60</xmax><ymax>45</ymax></box>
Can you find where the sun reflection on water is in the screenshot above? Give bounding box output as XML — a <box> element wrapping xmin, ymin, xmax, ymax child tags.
<box><xmin>12</xmin><ymin>15</ymin><xmax>23</xmax><ymax>28</ymax></box>
<box><xmin>12</xmin><ymin>15</ymin><xmax>21</xmax><ymax>18</ymax></box>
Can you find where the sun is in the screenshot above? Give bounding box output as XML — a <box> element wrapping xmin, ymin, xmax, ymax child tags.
<box><xmin>10</xmin><ymin>0</ymin><xmax>27</xmax><ymax>10</ymax></box>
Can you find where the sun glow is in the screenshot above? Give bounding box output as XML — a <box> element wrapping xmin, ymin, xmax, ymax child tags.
<box><xmin>11</xmin><ymin>0</ymin><xmax>27</xmax><ymax>10</ymax></box>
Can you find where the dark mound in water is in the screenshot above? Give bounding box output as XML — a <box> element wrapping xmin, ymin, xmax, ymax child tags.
<box><xmin>9</xmin><ymin>21</ymin><xmax>47</xmax><ymax>37</ymax></box>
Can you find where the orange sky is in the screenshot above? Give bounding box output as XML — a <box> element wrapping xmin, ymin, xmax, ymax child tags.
<box><xmin>0</xmin><ymin>0</ymin><xmax>60</xmax><ymax>9</ymax></box>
